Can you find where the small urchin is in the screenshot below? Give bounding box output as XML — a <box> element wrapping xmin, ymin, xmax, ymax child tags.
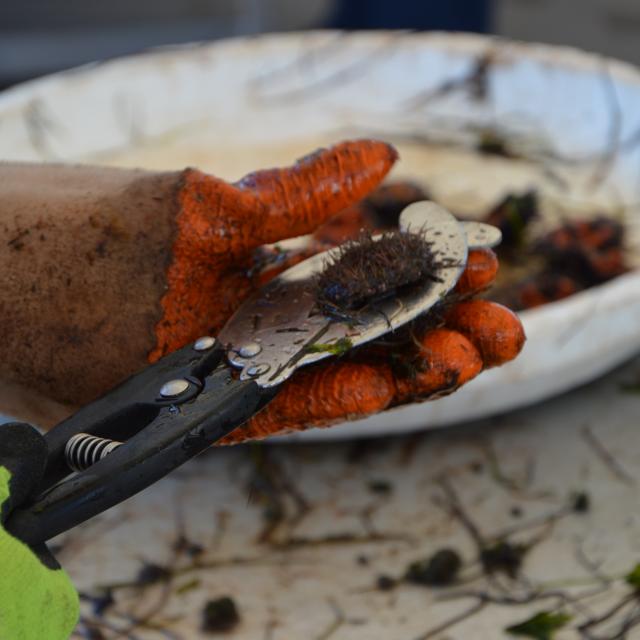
<box><xmin>315</xmin><ymin>230</ymin><xmax>443</xmax><ymax>316</ymax></box>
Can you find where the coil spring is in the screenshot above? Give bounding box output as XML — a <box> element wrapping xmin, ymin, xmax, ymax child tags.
<box><xmin>65</xmin><ymin>433</ymin><xmax>123</xmax><ymax>472</ymax></box>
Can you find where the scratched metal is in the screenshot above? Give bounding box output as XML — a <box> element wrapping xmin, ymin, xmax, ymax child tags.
<box><xmin>221</xmin><ymin>203</ymin><xmax>483</xmax><ymax>388</ymax></box>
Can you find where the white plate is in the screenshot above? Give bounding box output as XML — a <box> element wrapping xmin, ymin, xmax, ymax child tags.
<box><xmin>2</xmin><ymin>31</ymin><xmax>640</xmax><ymax>439</ymax></box>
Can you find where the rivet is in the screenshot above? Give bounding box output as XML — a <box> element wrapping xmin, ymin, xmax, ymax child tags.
<box><xmin>238</xmin><ymin>341</ymin><xmax>262</xmax><ymax>358</ymax></box>
<box><xmin>194</xmin><ymin>336</ymin><xmax>216</xmax><ymax>351</ymax></box>
<box><xmin>160</xmin><ymin>378</ymin><xmax>190</xmax><ymax>398</ymax></box>
<box><xmin>246</xmin><ymin>363</ymin><xmax>270</xmax><ymax>377</ymax></box>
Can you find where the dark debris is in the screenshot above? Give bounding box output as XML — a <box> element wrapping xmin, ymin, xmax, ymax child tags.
<box><xmin>480</xmin><ymin>541</ymin><xmax>527</xmax><ymax>579</ymax></box>
<box><xmin>202</xmin><ymin>596</ymin><xmax>241</xmax><ymax>633</ymax></box>
<box><xmin>405</xmin><ymin>549</ymin><xmax>462</xmax><ymax>587</ymax></box>
<box><xmin>376</xmin><ymin>575</ymin><xmax>397</xmax><ymax>591</ymax></box>
<box><xmin>367</xmin><ymin>479</ymin><xmax>394</xmax><ymax>495</ymax></box>
<box><xmin>571</xmin><ymin>491</ymin><xmax>591</xmax><ymax>514</ymax></box>
<box><xmin>135</xmin><ymin>562</ymin><xmax>173</xmax><ymax>586</ymax></box>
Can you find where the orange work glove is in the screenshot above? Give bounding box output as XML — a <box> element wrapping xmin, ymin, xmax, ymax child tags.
<box><xmin>0</xmin><ymin>141</ymin><xmax>395</xmax><ymax>426</ymax></box>
<box><xmin>0</xmin><ymin>140</ymin><xmax>524</xmax><ymax>435</ymax></box>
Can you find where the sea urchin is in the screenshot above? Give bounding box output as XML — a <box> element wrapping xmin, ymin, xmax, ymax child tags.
<box><xmin>315</xmin><ymin>230</ymin><xmax>443</xmax><ymax>316</ymax></box>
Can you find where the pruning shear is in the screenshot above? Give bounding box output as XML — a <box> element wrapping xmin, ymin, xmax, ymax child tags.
<box><xmin>6</xmin><ymin>202</ymin><xmax>500</xmax><ymax>545</ymax></box>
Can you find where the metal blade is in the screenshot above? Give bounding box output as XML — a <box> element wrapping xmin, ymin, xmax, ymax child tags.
<box><xmin>219</xmin><ymin>202</ymin><xmax>499</xmax><ymax>388</ymax></box>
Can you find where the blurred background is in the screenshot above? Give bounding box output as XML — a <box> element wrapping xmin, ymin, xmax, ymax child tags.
<box><xmin>3</xmin><ymin>0</ymin><xmax>640</xmax><ymax>89</ymax></box>
<box><xmin>6</xmin><ymin>3</ymin><xmax>640</xmax><ymax>639</ymax></box>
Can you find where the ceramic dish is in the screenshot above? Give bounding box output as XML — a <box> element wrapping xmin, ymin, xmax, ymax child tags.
<box><xmin>2</xmin><ymin>31</ymin><xmax>640</xmax><ymax>439</ymax></box>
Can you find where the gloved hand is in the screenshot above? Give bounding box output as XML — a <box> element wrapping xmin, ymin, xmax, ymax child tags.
<box><xmin>0</xmin><ymin>423</ymin><xmax>79</xmax><ymax>640</ymax></box>
<box><xmin>0</xmin><ymin>140</ymin><xmax>397</xmax><ymax>427</ymax></box>
<box><xmin>0</xmin><ymin>140</ymin><xmax>524</xmax><ymax>438</ymax></box>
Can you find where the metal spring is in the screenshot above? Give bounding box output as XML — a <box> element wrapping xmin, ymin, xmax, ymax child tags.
<box><xmin>65</xmin><ymin>433</ymin><xmax>123</xmax><ymax>472</ymax></box>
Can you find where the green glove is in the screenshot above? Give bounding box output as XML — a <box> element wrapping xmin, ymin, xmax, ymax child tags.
<box><xmin>0</xmin><ymin>423</ymin><xmax>79</xmax><ymax>640</ymax></box>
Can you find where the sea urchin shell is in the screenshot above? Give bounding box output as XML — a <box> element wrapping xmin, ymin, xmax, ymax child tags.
<box><xmin>315</xmin><ymin>230</ymin><xmax>442</xmax><ymax>315</ymax></box>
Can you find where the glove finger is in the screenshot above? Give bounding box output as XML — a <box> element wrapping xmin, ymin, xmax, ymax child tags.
<box><xmin>218</xmin><ymin>325</ymin><xmax>485</xmax><ymax>444</ymax></box>
<box><xmin>443</xmin><ymin>299</ymin><xmax>526</xmax><ymax>367</ymax></box>
<box><xmin>169</xmin><ymin>140</ymin><xmax>396</xmax><ymax>269</ymax></box>
<box><xmin>219</xmin><ymin>361</ymin><xmax>395</xmax><ymax>444</ymax></box>
<box><xmin>393</xmin><ymin>327</ymin><xmax>483</xmax><ymax>403</ymax></box>
<box><xmin>454</xmin><ymin>248</ymin><xmax>499</xmax><ymax>296</ymax></box>
<box><xmin>0</xmin><ymin>422</ymin><xmax>47</xmax><ymax>520</ymax></box>
<box><xmin>235</xmin><ymin>139</ymin><xmax>398</xmax><ymax>247</ymax></box>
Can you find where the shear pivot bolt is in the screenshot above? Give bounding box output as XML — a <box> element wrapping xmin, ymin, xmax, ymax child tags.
<box><xmin>238</xmin><ymin>341</ymin><xmax>262</xmax><ymax>358</ymax></box>
<box><xmin>160</xmin><ymin>379</ymin><xmax>190</xmax><ymax>398</ymax></box>
<box><xmin>246</xmin><ymin>363</ymin><xmax>270</xmax><ymax>377</ymax></box>
<box><xmin>194</xmin><ymin>336</ymin><xmax>216</xmax><ymax>351</ymax></box>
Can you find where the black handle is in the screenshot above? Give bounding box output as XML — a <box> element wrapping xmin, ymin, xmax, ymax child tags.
<box><xmin>6</xmin><ymin>358</ymin><xmax>277</xmax><ymax>545</ymax></box>
<box><xmin>39</xmin><ymin>340</ymin><xmax>226</xmax><ymax>490</ymax></box>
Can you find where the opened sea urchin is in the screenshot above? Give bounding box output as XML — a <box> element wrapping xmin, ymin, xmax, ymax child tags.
<box><xmin>315</xmin><ymin>230</ymin><xmax>442</xmax><ymax>315</ymax></box>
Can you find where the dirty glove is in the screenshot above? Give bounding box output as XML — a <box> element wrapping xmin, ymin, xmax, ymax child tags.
<box><xmin>0</xmin><ymin>140</ymin><xmax>396</xmax><ymax>426</ymax></box>
<box><xmin>0</xmin><ymin>141</ymin><xmax>524</xmax><ymax>439</ymax></box>
<box><xmin>0</xmin><ymin>423</ymin><xmax>79</xmax><ymax>639</ymax></box>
